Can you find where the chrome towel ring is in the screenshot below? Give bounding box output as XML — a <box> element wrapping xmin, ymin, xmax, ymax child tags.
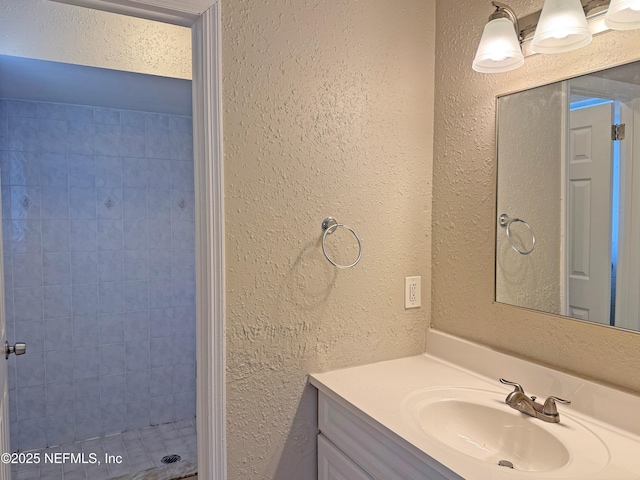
<box><xmin>499</xmin><ymin>213</ymin><xmax>536</xmax><ymax>255</ymax></box>
<box><xmin>321</xmin><ymin>217</ymin><xmax>362</xmax><ymax>269</ymax></box>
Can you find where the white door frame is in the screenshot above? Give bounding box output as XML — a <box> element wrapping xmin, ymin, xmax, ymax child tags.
<box><xmin>48</xmin><ymin>1</ymin><xmax>227</xmax><ymax>479</ymax></box>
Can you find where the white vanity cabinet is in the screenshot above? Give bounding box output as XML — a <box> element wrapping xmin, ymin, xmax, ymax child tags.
<box><xmin>317</xmin><ymin>391</ymin><xmax>458</xmax><ymax>480</ymax></box>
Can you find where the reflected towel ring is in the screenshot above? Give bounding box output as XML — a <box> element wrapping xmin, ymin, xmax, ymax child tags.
<box><xmin>321</xmin><ymin>217</ymin><xmax>362</xmax><ymax>269</ymax></box>
<box><xmin>499</xmin><ymin>213</ymin><xmax>536</xmax><ymax>255</ymax></box>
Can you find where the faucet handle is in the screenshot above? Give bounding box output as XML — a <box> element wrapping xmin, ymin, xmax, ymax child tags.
<box><xmin>542</xmin><ymin>396</ymin><xmax>571</xmax><ymax>415</ymax></box>
<box><xmin>499</xmin><ymin>378</ymin><xmax>525</xmax><ymax>393</ymax></box>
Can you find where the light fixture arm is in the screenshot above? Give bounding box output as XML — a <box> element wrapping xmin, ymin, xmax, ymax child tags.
<box><xmin>490</xmin><ymin>1</ymin><xmax>521</xmax><ymax>41</ymax></box>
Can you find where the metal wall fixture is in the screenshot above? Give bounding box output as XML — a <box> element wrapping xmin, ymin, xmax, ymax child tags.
<box><xmin>473</xmin><ymin>0</ymin><xmax>640</xmax><ymax>74</ymax></box>
<box><xmin>499</xmin><ymin>213</ymin><xmax>536</xmax><ymax>255</ymax></box>
<box><xmin>321</xmin><ymin>217</ymin><xmax>363</xmax><ymax>269</ymax></box>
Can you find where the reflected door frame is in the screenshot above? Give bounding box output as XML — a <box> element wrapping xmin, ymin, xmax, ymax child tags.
<box><xmin>48</xmin><ymin>1</ymin><xmax>227</xmax><ymax>479</ymax></box>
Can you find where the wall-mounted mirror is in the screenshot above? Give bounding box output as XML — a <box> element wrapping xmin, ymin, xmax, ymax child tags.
<box><xmin>496</xmin><ymin>59</ymin><xmax>640</xmax><ymax>332</ymax></box>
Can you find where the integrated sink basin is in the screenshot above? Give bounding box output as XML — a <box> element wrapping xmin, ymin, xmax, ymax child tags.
<box><xmin>402</xmin><ymin>387</ymin><xmax>610</xmax><ymax>477</ymax></box>
<box><xmin>417</xmin><ymin>395</ymin><xmax>568</xmax><ymax>471</ymax></box>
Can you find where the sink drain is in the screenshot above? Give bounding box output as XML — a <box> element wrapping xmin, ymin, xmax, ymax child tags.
<box><xmin>161</xmin><ymin>454</ymin><xmax>182</xmax><ymax>464</ymax></box>
<box><xmin>498</xmin><ymin>460</ymin><xmax>514</xmax><ymax>469</ymax></box>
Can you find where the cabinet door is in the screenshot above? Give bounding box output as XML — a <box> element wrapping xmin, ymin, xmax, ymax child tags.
<box><xmin>318</xmin><ymin>434</ymin><xmax>374</xmax><ymax>480</ymax></box>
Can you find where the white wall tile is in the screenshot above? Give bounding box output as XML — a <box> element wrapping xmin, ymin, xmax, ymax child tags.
<box><xmin>44</xmin><ymin>317</ymin><xmax>72</xmax><ymax>352</ymax></box>
<box><xmin>99</xmin><ymin>313</ymin><xmax>123</xmax><ymax>346</ymax></box>
<box><xmin>98</xmin><ymin>281</ymin><xmax>124</xmax><ymax>314</ymax></box>
<box><xmin>45</xmin><ymin>350</ymin><xmax>73</xmax><ymax>384</ymax></box>
<box><xmin>98</xmin><ymin>251</ymin><xmax>123</xmax><ymax>283</ymax></box>
<box><xmin>125</xmin><ymin>339</ymin><xmax>149</xmax><ymax>373</ymax></box>
<box><xmin>43</xmin><ymin>252</ymin><xmax>70</xmax><ymax>286</ymax></box>
<box><xmin>68</xmin><ymin>154</ymin><xmax>96</xmax><ymax>188</ymax></box>
<box><xmin>72</xmin><ymin>316</ymin><xmax>100</xmax><ymax>348</ymax></box>
<box><xmin>17</xmin><ymin>385</ymin><xmax>46</xmax><ymax>420</ymax></box>
<box><xmin>124</xmin><ymin>282</ymin><xmax>147</xmax><ymax>313</ymax></box>
<box><xmin>18</xmin><ymin>418</ymin><xmax>47</xmax><ymax>451</ymax></box>
<box><xmin>75</xmin><ymin>407</ymin><xmax>102</xmax><ymax>441</ymax></box>
<box><xmin>124</xmin><ymin>312</ymin><xmax>149</xmax><ymax>342</ymax></box>
<box><xmin>16</xmin><ymin>351</ymin><xmax>45</xmax><ymax>388</ymax></box>
<box><xmin>41</xmin><ymin>219</ymin><xmax>69</xmax><ymax>253</ymax></box>
<box><xmin>37</xmin><ymin>119</ymin><xmax>67</xmax><ymax>154</ymax></box>
<box><xmin>100</xmin><ymin>375</ymin><xmax>126</xmax><ymax>407</ymax></box>
<box><xmin>96</xmin><ymin>219</ymin><xmax>122</xmax><ymax>251</ymax></box>
<box><xmin>69</xmin><ymin>187</ymin><xmax>97</xmax><ymax>219</ymax></box>
<box><xmin>123</xmin><ymin>188</ymin><xmax>147</xmax><ymax>220</ymax></box>
<box><xmin>146</xmin><ymin>160</ymin><xmax>171</xmax><ymax>189</ymax></box>
<box><xmin>46</xmin><ymin>381</ymin><xmax>75</xmax><ymax>416</ymax></box>
<box><xmin>123</xmin><ymin>219</ymin><xmax>147</xmax><ymax>251</ymax></box>
<box><xmin>123</xmin><ymin>158</ymin><xmax>147</xmax><ymax>187</ymax></box>
<box><xmin>12</xmin><ymin>254</ymin><xmax>43</xmax><ymax>287</ymax></box>
<box><xmin>9</xmin><ymin>117</ymin><xmax>38</xmax><ymax>152</ymax></box>
<box><xmin>126</xmin><ymin>371</ymin><xmax>150</xmax><ymax>404</ymax></box>
<box><xmin>40</xmin><ymin>152</ymin><xmax>68</xmax><ymax>187</ymax></box>
<box><xmin>40</xmin><ymin>185</ymin><xmax>69</xmax><ymax>219</ymax></box>
<box><xmin>74</xmin><ymin>377</ymin><xmax>100</xmax><ymax>412</ymax></box>
<box><xmin>100</xmin><ymin>344</ymin><xmax>125</xmax><ymax>376</ymax></box>
<box><xmin>13</xmin><ymin>287</ymin><xmax>43</xmax><ymax>322</ymax></box>
<box><xmin>150</xmin><ymin>337</ymin><xmax>172</xmax><ymax>369</ymax></box>
<box><xmin>9</xmin><ymin>151</ymin><xmax>40</xmax><ymax>186</ymax></box>
<box><xmin>43</xmin><ymin>285</ymin><xmax>72</xmax><ymax>318</ymax></box>
<box><xmin>4</xmin><ymin>99</ymin><xmax>195</xmax><ymax>451</ymax></box>
<box><xmin>150</xmin><ymin>308</ymin><xmax>172</xmax><ymax>338</ymax></box>
<box><xmin>47</xmin><ymin>412</ymin><xmax>75</xmax><ymax>446</ymax></box>
<box><xmin>69</xmin><ymin>220</ymin><xmax>97</xmax><ymax>252</ymax></box>
<box><xmin>150</xmin><ymin>395</ymin><xmax>173</xmax><ymax>425</ymax></box>
<box><xmin>67</xmin><ymin>122</ymin><xmax>94</xmax><ymax>155</ymax></box>
<box><xmin>70</xmin><ymin>251</ymin><xmax>98</xmax><ymax>285</ymax></box>
<box><xmin>95</xmin><ymin>124</ymin><xmax>121</xmax><ymax>157</ymax></box>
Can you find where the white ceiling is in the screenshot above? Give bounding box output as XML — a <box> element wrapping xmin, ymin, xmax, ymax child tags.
<box><xmin>0</xmin><ymin>55</ymin><xmax>192</xmax><ymax>116</ymax></box>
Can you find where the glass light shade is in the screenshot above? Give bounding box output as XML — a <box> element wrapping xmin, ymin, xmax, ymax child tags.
<box><xmin>531</xmin><ymin>0</ymin><xmax>592</xmax><ymax>54</ymax></box>
<box><xmin>473</xmin><ymin>18</ymin><xmax>524</xmax><ymax>73</ymax></box>
<box><xmin>605</xmin><ymin>0</ymin><xmax>640</xmax><ymax>30</ymax></box>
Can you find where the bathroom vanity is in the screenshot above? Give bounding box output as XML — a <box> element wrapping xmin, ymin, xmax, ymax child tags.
<box><xmin>309</xmin><ymin>330</ymin><xmax>640</xmax><ymax>479</ymax></box>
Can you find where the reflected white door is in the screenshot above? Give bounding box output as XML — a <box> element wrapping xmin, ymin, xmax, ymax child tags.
<box><xmin>0</xmin><ymin>182</ymin><xmax>10</xmax><ymax>478</ymax></box>
<box><xmin>616</xmin><ymin>99</ymin><xmax>640</xmax><ymax>330</ymax></box>
<box><xmin>567</xmin><ymin>103</ymin><xmax>614</xmax><ymax>324</ymax></box>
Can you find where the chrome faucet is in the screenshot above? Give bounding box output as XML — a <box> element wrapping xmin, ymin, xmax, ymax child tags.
<box><xmin>499</xmin><ymin>378</ymin><xmax>571</xmax><ymax>423</ymax></box>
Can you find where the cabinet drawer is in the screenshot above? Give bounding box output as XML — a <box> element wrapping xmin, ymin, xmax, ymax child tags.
<box><xmin>318</xmin><ymin>391</ymin><xmax>458</xmax><ymax>480</ymax></box>
<box><xmin>318</xmin><ymin>434</ymin><xmax>374</xmax><ymax>480</ymax></box>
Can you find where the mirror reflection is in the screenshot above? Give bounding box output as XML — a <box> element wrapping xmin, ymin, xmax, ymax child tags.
<box><xmin>496</xmin><ymin>60</ymin><xmax>640</xmax><ymax>332</ymax></box>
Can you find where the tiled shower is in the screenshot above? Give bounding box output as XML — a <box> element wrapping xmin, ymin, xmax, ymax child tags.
<box><xmin>0</xmin><ymin>98</ymin><xmax>196</xmax><ymax>457</ymax></box>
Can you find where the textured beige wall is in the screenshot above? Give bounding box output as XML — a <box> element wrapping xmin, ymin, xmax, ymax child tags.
<box><xmin>433</xmin><ymin>0</ymin><xmax>640</xmax><ymax>393</ymax></box>
<box><xmin>222</xmin><ymin>1</ymin><xmax>435</xmax><ymax>478</ymax></box>
<box><xmin>0</xmin><ymin>0</ymin><xmax>191</xmax><ymax>79</ymax></box>
<box><xmin>496</xmin><ymin>82</ymin><xmax>563</xmax><ymax>314</ymax></box>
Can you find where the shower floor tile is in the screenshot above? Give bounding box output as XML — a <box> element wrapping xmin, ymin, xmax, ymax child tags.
<box><xmin>11</xmin><ymin>419</ymin><xmax>197</xmax><ymax>480</ymax></box>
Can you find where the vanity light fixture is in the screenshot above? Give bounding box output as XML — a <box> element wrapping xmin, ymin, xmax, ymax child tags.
<box><xmin>531</xmin><ymin>0</ymin><xmax>592</xmax><ymax>53</ymax></box>
<box><xmin>472</xmin><ymin>2</ymin><xmax>524</xmax><ymax>73</ymax></box>
<box><xmin>474</xmin><ymin>0</ymin><xmax>640</xmax><ymax>73</ymax></box>
<box><xmin>605</xmin><ymin>0</ymin><xmax>640</xmax><ymax>30</ymax></box>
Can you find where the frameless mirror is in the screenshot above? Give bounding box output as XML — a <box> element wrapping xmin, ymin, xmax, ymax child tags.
<box><xmin>496</xmin><ymin>59</ymin><xmax>640</xmax><ymax>332</ymax></box>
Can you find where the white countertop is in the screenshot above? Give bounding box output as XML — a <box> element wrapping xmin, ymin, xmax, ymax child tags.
<box><xmin>309</xmin><ymin>330</ymin><xmax>640</xmax><ymax>479</ymax></box>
